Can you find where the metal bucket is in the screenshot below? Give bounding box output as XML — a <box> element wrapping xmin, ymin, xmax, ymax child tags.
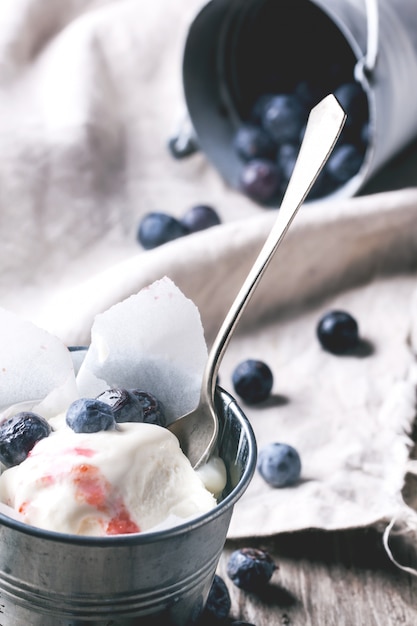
<box><xmin>182</xmin><ymin>0</ymin><xmax>417</xmax><ymax>203</ymax></box>
<box><xmin>0</xmin><ymin>388</ymin><xmax>256</xmax><ymax>625</ymax></box>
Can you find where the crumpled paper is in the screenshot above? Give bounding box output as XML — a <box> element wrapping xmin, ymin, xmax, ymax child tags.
<box><xmin>75</xmin><ymin>276</ymin><xmax>208</xmax><ymax>422</ymax></box>
<box><xmin>1</xmin><ymin>0</ymin><xmax>417</xmax><ymax>573</ymax></box>
<box><xmin>0</xmin><ymin>277</ymin><xmax>207</xmax><ymax>425</ymax></box>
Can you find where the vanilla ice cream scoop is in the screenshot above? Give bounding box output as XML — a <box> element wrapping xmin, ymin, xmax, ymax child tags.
<box><xmin>0</xmin><ymin>422</ymin><xmax>218</xmax><ymax>536</ymax></box>
<box><xmin>0</xmin><ymin>278</ymin><xmax>229</xmax><ymax>536</ymax></box>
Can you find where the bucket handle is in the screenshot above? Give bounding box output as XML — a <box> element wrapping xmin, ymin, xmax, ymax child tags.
<box><xmin>354</xmin><ymin>0</ymin><xmax>379</xmax><ymax>83</ymax></box>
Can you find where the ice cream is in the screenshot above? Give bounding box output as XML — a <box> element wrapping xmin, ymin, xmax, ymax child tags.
<box><xmin>0</xmin><ymin>421</ymin><xmax>218</xmax><ymax>536</ymax></box>
<box><xmin>0</xmin><ymin>277</ymin><xmax>227</xmax><ymax>536</ymax></box>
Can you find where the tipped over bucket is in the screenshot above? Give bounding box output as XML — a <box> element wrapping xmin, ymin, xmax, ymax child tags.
<box><xmin>181</xmin><ymin>0</ymin><xmax>417</xmax><ymax>205</ymax></box>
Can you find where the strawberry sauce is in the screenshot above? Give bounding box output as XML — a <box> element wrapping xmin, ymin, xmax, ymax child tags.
<box><xmin>71</xmin><ymin>463</ymin><xmax>140</xmax><ymax>534</ymax></box>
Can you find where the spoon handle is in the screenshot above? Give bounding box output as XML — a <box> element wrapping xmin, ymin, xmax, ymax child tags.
<box><xmin>203</xmin><ymin>94</ymin><xmax>346</xmax><ymax>400</ymax></box>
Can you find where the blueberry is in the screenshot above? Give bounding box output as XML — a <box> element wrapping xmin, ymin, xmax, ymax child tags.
<box><xmin>250</xmin><ymin>93</ymin><xmax>276</xmax><ymax>124</ymax></box>
<box><xmin>233</xmin><ymin>124</ymin><xmax>277</xmax><ymax>161</ymax></box>
<box><xmin>325</xmin><ymin>143</ymin><xmax>363</xmax><ymax>184</ymax></box>
<box><xmin>201</xmin><ymin>574</ymin><xmax>231</xmax><ymax>621</ymax></box>
<box><xmin>317</xmin><ymin>309</ymin><xmax>359</xmax><ymax>354</ymax></box>
<box><xmin>180</xmin><ymin>204</ymin><xmax>221</xmax><ymax>233</ymax></box>
<box><xmin>96</xmin><ymin>388</ymin><xmax>143</xmax><ymax>423</ymax></box>
<box><xmin>66</xmin><ymin>398</ymin><xmax>116</xmax><ymax>433</ymax></box>
<box><xmin>137</xmin><ymin>212</ymin><xmax>188</xmax><ymax>250</ymax></box>
<box><xmin>334</xmin><ymin>81</ymin><xmax>369</xmax><ymax>146</ymax></box>
<box><xmin>239</xmin><ymin>159</ymin><xmax>281</xmax><ymax>204</ymax></box>
<box><xmin>334</xmin><ymin>82</ymin><xmax>368</xmax><ymax>129</ymax></box>
<box><xmin>232</xmin><ymin>359</ymin><xmax>273</xmax><ymax>404</ymax></box>
<box><xmin>167</xmin><ymin>134</ymin><xmax>199</xmax><ymax>159</ymax></box>
<box><xmin>261</xmin><ymin>94</ymin><xmax>308</xmax><ymax>144</ymax></box>
<box><xmin>276</xmin><ymin>143</ymin><xmax>299</xmax><ymax>186</ymax></box>
<box><xmin>257</xmin><ymin>442</ymin><xmax>301</xmax><ymax>488</ymax></box>
<box><xmin>306</xmin><ymin>160</ymin><xmax>339</xmax><ymax>200</ymax></box>
<box><xmin>361</xmin><ymin>121</ymin><xmax>370</xmax><ymax>147</ymax></box>
<box><xmin>130</xmin><ymin>390</ymin><xmax>166</xmax><ymax>427</ymax></box>
<box><xmin>294</xmin><ymin>79</ymin><xmax>326</xmax><ymax>109</ymax></box>
<box><xmin>226</xmin><ymin>547</ymin><xmax>277</xmax><ymax>592</ymax></box>
<box><xmin>0</xmin><ymin>412</ymin><xmax>52</xmax><ymax>468</ymax></box>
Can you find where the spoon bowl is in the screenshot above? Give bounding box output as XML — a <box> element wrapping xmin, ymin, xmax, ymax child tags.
<box><xmin>168</xmin><ymin>94</ymin><xmax>346</xmax><ymax>469</ymax></box>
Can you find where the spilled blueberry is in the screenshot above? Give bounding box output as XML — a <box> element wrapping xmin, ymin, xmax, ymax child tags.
<box><xmin>201</xmin><ymin>574</ymin><xmax>231</xmax><ymax>622</ymax></box>
<box><xmin>130</xmin><ymin>390</ymin><xmax>166</xmax><ymax>427</ymax></box>
<box><xmin>0</xmin><ymin>412</ymin><xmax>52</xmax><ymax>468</ymax></box>
<box><xmin>180</xmin><ymin>204</ymin><xmax>221</xmax><ymax>233</ymax></box>
<box><xmin>317</xmin><ymin>310</ymin><xmax>359</xmax><ymax>354</ymax></box>
<box><xmin>227</xmin><ymin>547</ymin><xmax>277</xmax><ymax>592</ymax></box>
<box><xmin>137</xmin><ymin>212</ymin><xmax>188</xmax><ymax>250</ymax></box>
<box><xmin>257</xmin><ymin>442</ymin><xmax>301</xmax><ymax>488</ymax></box>
<box><xmin>96</xmin><ymin>388</ymin><xmax>144</xmax><ymax>423</ymax></box>
<box><xmin>66</xmin><ymin>398</ymin><xmax>116</xmax><ymax>433</ymax></box>
<box><xmin>232</xmin><ymin>359</ymin><xmax>273</xmax><ymax>404</ymax></box>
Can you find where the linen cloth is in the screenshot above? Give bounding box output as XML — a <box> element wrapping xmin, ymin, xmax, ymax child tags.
<box><xmin>2</xmin><ymin>0</ymin><xmax>417</xmax><ymax>572</ymax></box>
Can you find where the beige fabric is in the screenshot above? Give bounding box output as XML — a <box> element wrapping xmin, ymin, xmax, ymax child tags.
<box><xmin>1</xmin><ymin>0</ymin><xmax>417</xmax><ymax>568</ymax></box>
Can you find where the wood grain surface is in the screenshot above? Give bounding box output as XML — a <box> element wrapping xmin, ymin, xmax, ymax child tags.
<box><xmin>217</xmin><ymin>527</ymin><xmax>417</xmax><ymax>625</ymax></box>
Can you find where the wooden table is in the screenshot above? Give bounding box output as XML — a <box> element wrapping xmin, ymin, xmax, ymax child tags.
<box><xmin>217</xmin><ymin>527</ymin><xmax>417</xmax><ymax>625</ymax></box>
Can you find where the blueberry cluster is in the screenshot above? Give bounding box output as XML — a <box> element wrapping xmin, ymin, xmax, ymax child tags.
<box><xmin>234</xmin><ymin>81</ymin><xmax>368</xmax><ymax>206</ymax></box>
<box><xmin>0</xmin><ymin>388</ymin><xmax>167</xmax><ymax>469</ymax></box>
<box><xmin>0</xmin><ymin>388</ymin><xmax>166</xmax><ymax>467</ymax></box>
<box><xmin>137</xmin><ymin>204</ymin><xmax>221</xmax><ymax>250</ymax></box>
<box><xmin>66</xmin><ymin>388</ymin><xmax>166</xmax><ymax>433</ymax></box>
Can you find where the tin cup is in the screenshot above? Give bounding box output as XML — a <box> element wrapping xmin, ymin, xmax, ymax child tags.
<box><xmin>182</xmin><ymin>0</ymin><xmax>417</xmax><ymax>202</ymax></box>
<box><xmin>0</xmin><ymin>386</ymin><xmax>256</xmax><ymax>625</ymax></box>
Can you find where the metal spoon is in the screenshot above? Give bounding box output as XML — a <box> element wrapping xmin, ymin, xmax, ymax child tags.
<box><xmin>168</xmin><ymin>94</ymin><xmax>346</xmax><ymax>469</ymax></box>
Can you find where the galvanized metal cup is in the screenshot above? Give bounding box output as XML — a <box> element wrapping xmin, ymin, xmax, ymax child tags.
<box><xmin>0</xmin><ymin>386</ymin><xmax>256</xmax><ymax>625</ymax></box>
<box><xmin>182</xmin><ymin>0</ymin><xmax>417</xmax><ymax>201</ymax></box>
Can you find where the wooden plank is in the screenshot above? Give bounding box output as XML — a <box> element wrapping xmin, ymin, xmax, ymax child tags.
<box><xmin>217</xmin><ymin>528</ymin><xmax>417</xmax><ymax>625</ymax></box>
